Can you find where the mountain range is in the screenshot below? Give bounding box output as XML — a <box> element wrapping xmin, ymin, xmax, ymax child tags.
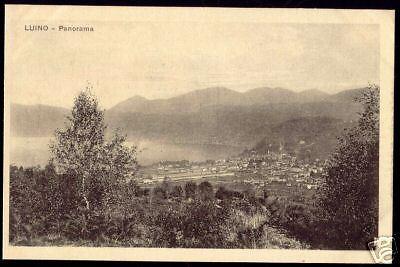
<box><xmin>11</xmin><ymin>86</ymin><xmax>367</xmax><ymax>161</ymax></box>
<box><xmin>108</xmin><ymin>86</ymin><xmax>345</xmax><ymax>114</ymax></box>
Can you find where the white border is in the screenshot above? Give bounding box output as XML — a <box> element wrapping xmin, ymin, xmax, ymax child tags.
<box><xmin>3</xmin><ymin>5</ymin><xmax>395</xmax><ymax>263</ymax></box>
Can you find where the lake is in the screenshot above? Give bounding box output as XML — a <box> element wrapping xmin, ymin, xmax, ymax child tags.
<box><xmin>10</xmin><ymin>137</ymin><xmax>245</xmax><ymax>167</ymax></box>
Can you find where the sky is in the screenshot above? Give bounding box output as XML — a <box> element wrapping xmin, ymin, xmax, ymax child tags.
<box><xmin>7</xmin><ymin>21</ymin><xmax>379</xmax><ymax>109</ymax></box>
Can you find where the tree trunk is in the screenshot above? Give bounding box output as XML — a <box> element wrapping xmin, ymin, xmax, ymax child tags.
<box><xmin>82</xmin><ymin>175</ymin><xmax>90</xmax><ymax>210</ymax></box>
<box><xmin>84</xmin><ymin>195</ymin><xmax>90</xmax><ymax>210</ymax></box>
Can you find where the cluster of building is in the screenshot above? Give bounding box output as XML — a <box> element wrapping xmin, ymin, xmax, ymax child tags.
<box><xmin>136</xmin><ymin>150</ymin><xmax>326</xmax><ymax>191</ymax></box>
<box><xmin>234</xmin><ymin>152</ymin><xmax>326</xmax><ymax>189</ymax></box>
<box><xmin>137</xmin><ymin>159</ymin><xmax>235</xmax><ymax>185</ymax></box>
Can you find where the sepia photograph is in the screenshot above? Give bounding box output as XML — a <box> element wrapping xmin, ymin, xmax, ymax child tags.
<box><xmin>3</xmin><ymin>5</ymin><xmax>394</xmax><ymax>263</ymax></box>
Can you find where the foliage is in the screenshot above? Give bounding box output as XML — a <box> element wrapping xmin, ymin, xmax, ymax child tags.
<box><xmin>184</xmin><ymin>181</ymin><xmax>197</xmax><ymax>200</ymax></box>
<box><xmin>9</xmin><ymin>167</ymin><xmax>308</xmax><ymax>248</ymax></box>
<box><xmin>215</xmin><ymin>186</ymin><xmax>244</xmax><ymax>200</ymax></box>
<box><xmin>170</xmin><ymin>185</ymin><xmax>184</xmax><ymax>199</ymax></box>
<box><xmin>152</xmin><ymin>186</ymin><xmax>167</xmax><ymax>201</ymax></box>
<box><xmin>318</xmin><ymin>85</ymin><xmax>379</xmax><ymax>249</ymax></box>
<box><xmin>198</xmin><ymin>181</ymin><xmax>213</xmax><ymax>201</ymax></box>
<box><xmin>49</xmin><ymin>89</ymin><xmax>138</xmax><ymax>210</ymax></box>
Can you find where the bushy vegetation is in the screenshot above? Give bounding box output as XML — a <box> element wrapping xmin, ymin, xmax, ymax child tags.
<box><xmin>9</xmin><ymin>165</ymin><xmax>308</xmax><ymax>248</ymax></box>
<box><xmin>317</xmin><ymin>85</ymin><xmax>379</xmax><ymax>249</ymax></box>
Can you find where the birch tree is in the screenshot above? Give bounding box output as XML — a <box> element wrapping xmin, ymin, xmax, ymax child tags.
<box><xmin>50</xmin><ymin>89</ymin><xmax>138</xmax><ymax>210</ymax></box>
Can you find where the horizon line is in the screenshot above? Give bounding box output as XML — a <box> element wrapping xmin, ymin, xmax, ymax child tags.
<box><xmin>10</xmin><ymin>84</ymin><xmax>372</xmax><ymax>109</ymax></box>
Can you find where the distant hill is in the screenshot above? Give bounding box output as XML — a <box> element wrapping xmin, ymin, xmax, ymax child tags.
<box><xmin>246</xmin><ymin>116</ymin><xmax>355</xmax><ymax>160</ymax></box>
<box><xmin>110</xmin><ymin>95</ymin><xmax>150</xmax><ymax>113</ymax></box>
<box><xmin>243</xmin><ymin>87</ymin><xmax>296</xmax><ymax>105</ymax></box>
<box><xmin>105</xmin><ymin>101</ymin><xmax>361</xmax><ymax>150</ymax></box>
<box><xmin>328</xmin><ymin>87</ymin><xmax>367</xmax><ymax>102</ymax></box>
<box><xmin>109</xmin><ymin>87</ymin><xmax>246</xmax><ymax>114</ymax></box>
<box><xmin>295</xmin><ymin>89</ymin><xmax>330</xmax><ymax>102</ymax></box>
<box><xmin>108</xmin><ymin>86</ymin><xmax>366</xmax><ymax>114</ymax></box>
<box><xmin>10</xmin><ymin>86</ymin><xmax>367</xmax><ymax>160</ymax></box>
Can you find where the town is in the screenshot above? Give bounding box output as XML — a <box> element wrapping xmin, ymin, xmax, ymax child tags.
<box><xmin>134</xmin><ymin>148</ymin><xmax>326</xmax><ymax>201</ymax></box>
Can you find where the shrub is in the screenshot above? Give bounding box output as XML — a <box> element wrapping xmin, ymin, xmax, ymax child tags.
<box><xmin>152</xmin><ymin>186</ymin><xmax>167</xmax><ymax>201</ymax></box>
<box><xmin>170</xmin><ymin>185</ymin><xmax>184</xmax><ymax>199</ymax></box>
<box><xmin>198</xmin><ymin>181</ymin><xmax>213</xmax><ymax>201</ymax></box>
<box><xmin>184</xmin><ymin>182</ymin><xmax>197</xmax><ymax>200</ymax></box>
<box><xmin>215</xmin><ymin>186</ymin><xmax>244</xmax><ymax>201</ymax></box>
<box><xmin>129</xmin><ymin>199</ymin><xmax>240</xmax><ymax>248</ymax></box>
<box><xmin>9</xmin><ymin>166</ymin><xmax>310</xmax><ymax>249</ymax></box>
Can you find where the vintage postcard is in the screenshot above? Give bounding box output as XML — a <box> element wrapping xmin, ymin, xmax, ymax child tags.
<box><xmin>3</xmin><ymin>5</ymin><xmax>395</xmax><ymax>263</ymax></box>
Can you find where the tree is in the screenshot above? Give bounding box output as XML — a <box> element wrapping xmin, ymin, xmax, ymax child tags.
<box><xmin>152</xmin><ymin>186</ymin><xmax>167</xmax><ymax>201</ymax></box>
<box><xmin>184</xmin><ymin>181</ymin><xmax>197</xmax><ymax>200</ymax></box>
<box><xmin>170</xmin><ymin>185</ymin><xmax>184</xmax><ymax>199</ymax></box>
<box><xmin>319</xmin><ymin>85</ymin><xmax>379</xmax><ymax>249</ymax></box>
<box><xmin>198</xmin><ymin>181</ymin><xmax>214</xmax><ymax>201</ymax></box>
<box><xmin>215</xmin><ymin>186</ymin><xmax>233</xmax><ymax>200</ymax></box>
<box><xmin>49</xmin><ymin>89</ymin><xmax>138</xmax><ymax>210</ymax></box>
<box><xmin>160</xmin><ymin>177</ymin><xmax>172</xmax><ymax>198</ymax></box>
<box><xmin>243</xmin><ymin>187</ymin><xmax>256</xmax><ymax>200</ymax></box>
